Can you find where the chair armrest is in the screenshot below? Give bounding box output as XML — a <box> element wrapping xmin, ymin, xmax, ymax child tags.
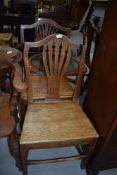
<box><xmin>13</xmin><ymin>63</ymin><xmax>27</xmax><ymax>93</ymax></box>
<box><xmin>65</xmin><ymin>63</ymin><xmax>88</xmax><ymax>77</ymax></box>
<box><xmin>84</xmin><ymin>64</ymin><xmax>89</xmax><ymax>75</ymax></box>
<box><xmin>64</xmin><ymin>68</ymin><xmax>79</xmax><ymax>76</ymax></box>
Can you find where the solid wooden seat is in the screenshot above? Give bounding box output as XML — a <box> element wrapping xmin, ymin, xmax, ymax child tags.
<box><xmin>22</xmin><ymin>75</ymin><xmax>73</xmax><ymax>100</ymax></box>
<box><xmin>21</xmin><ymin>102</ymin><xmax>98</xmax><ymax>147</ymax></box>
<box><xmin>18</xmin><ymin>34</ymin><xmax>98</xmax><ymax>175</ymax></box>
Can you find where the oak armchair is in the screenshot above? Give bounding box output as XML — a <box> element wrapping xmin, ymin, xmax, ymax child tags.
<box><xmin>0</xmin><ymin>53</ymin><xmax>26</xmax><ymax>170</ymax></box>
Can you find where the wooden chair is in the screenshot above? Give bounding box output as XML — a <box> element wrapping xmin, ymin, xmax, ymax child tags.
<box><xmin>65</xmin><ymin>16</ymin><xmax>100</xmax><ymax>95</ymax></box>
<box><xmin>0</xmin><ymin>55</ymin><xmax>22</xmax><ymax>169</ymax></box>
<box><xmin>20</xmin><ymin>18</ymin><xmax>71</xmax><ymax>74</ymax></box>
<box><xmin>17</xmin><ymin>34</ymin><xmax>99</xmax><ymax>175</ymax></box>
<box><xmin>20</xmin><ymin>18</ymin><xmax>71</xmax><ymax>49</ymax></box>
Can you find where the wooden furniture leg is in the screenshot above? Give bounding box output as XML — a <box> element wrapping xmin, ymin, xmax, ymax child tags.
<box><xmin>20</xmin><ymin>146</ymin><xmax>29</xmax><ymax>175</ymax></box>
<box><xmin>8</xmin><ymin>129</ymin><xmax>21</xmax><ymax>169</ymax></box>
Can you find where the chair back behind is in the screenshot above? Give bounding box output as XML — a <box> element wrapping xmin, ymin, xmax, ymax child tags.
<box><xmin>20</xmin><ymin>18</ymin><xmax>71</xmax><ymax>49</ymax></box>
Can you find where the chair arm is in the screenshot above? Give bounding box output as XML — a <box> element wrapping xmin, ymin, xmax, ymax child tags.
<box><xmin>13</xmin><ymin>63</ymin><xmax>27</xmax><ymax>93</ymax></box>
<box><xmin>84</xmin><ymin>64</ymin><xmax>89</xmax><ymax>75</ymax></box>
<box><xmin>65</xmin><ymin>63</ymin><xmax>88</xmax><ymax>77</ymax></box>
<box><xmin>64</xmin><ymin>68</ymin><xmax>79</xmax><ymax>76</ymax></box>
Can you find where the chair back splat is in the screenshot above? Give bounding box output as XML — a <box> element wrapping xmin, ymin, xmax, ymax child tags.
<box><xmin>43</xmin><ymin>36</ymin><xmax>71</xmax><ymax>99</ymax></box>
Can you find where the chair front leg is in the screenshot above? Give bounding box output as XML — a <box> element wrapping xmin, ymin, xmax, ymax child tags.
<box><xmin>81</xmin><ymin>139</ymin><xmax>97</xmax><ymax>169</ymax></box>
<box><xmin>20</xmin><ymin>145</ymin><xmax>29</xmax><ymax>175</ymax></box>
<box><xmin>8</xmin><ymin>129</ymin><xmax>21</xmax><ymax>170</ymax></box>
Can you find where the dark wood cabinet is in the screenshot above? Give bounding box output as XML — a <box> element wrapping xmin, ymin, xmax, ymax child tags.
<box><xmin>70</xmin><ymin>0</ymin><xmax>89</xmax><ymax>23</ymax></box>
<box><xmin>83</xmin><ymin>0</ymin><xmax>117</xmax><ymax>174</ymax></box>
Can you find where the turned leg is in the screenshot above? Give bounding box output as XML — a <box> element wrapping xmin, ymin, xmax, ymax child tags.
<box><xmin>8</xmin><ymin>129</ymin><xmax>21</xmax><ymax>169</ymax></box>
<box><xmin>7</xmin><ymin>90</ymin><xmax>21</xmax><ymax>169</ymax></box>
<box><xmin>20</xmin><ymin>145</ymin><xmax>28</xmax><ymax>175</ymax></box>
<box><xmin>19</xmin><ymin>98</ymin><xmax>27</xmax><ymax>131</ymax></box>
<box><xmin>81</xmin><ymin>140</ymin><xmax>97</xmax><ymax>169</ymax></box>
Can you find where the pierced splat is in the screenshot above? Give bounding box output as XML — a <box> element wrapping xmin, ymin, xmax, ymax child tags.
<box><xmin>43</xmin><ymin>37</ymin><xmax>71</xmax><ymax>98</ymax></box>
<box><xmin>35</xmin><ymin>23</ymin><xmax>58</xmax><ymax>41</ymax></box>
